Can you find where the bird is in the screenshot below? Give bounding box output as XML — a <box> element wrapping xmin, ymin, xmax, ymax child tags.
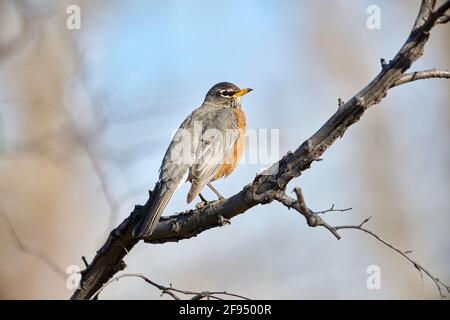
<box><xmin>133</xmin><ymin>82</ymin><xmax>252</xmax><ymax>238</ymax></box>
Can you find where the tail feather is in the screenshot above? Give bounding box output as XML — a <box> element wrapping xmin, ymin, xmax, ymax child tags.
<box><xmin>133</xmin><ymin>182</ymin><xmax>176</xmax><ymax>238</ymax></box>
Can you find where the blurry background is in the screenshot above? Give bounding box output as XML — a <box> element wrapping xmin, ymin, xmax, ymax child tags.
<box><xmin>0</xmin><ymin>0</ymin><xmax>448</xmax><ymax>299</ymax></box>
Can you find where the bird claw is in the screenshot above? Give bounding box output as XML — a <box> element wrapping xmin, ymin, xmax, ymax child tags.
<box><xmin>195</xmin><ymin>200</ymin><xmax>216</xmax><ymax>210</ymax></box>
<box><xmin>196</xmin><ymin>201</ymin><xmax>206</xmax><ymax>210</ymax></box>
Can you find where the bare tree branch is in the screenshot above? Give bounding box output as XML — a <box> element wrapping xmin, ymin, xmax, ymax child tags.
<box><xmin>275</xmin><ymin>188</ymin><xmax>342</xmax><ymax>239</ymax></box>
<box><xmin>58</xmin><ymin>107</ymin><xmax>120</xmax><ymax>231</ymax></box>
<box><xmin>314</xmin><ymin>204</ymin><xmax>352</xmax><ymax>215</ymax></box>
<box><xmin>279</xmin><ymin>189</ymin><xmax>450</xmax><ymax>299</ymax></box>
<box><xmin>1</xmin><ymin>96</ymin><xmax>123</xmax><ymax>231</ymax></box>
<box><xmin>391</xmin><ymin>69</ymin><xmax>450</xmax><ymax>88</ymax></box>
<box><xmin>335</xmin><ymin>218</ymin><xmax>450</xmax><ymax>299</ymax></box>
<box><xmin>71</xmin><ymin>1</ymin><xmax>450</xmax><ymax>300</ymax></box>
<box><xmin>0</xmin><ymin>207</ymin><xmax>65</xmax><ymax>280</ymax></box>
<box><xmin>437</xmin><ymin>14</ymin><xmax>450</xmax><ymax>24</ymax></box>
<box><xmin>91</xmin><ymin>273</ymin><xmax>250</xmax><ymax>300</ymax></box>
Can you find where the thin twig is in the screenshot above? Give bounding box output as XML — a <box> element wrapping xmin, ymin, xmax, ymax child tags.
<box><xmin>57</xmin><ymin>105</ymin><xmax>119</xmax><ymax>231</ymax></box>
<box><xmin>314</xmin><ymin>204</ymin><xmax>352</xmax><ymax>215</ymax></box>
<box><xmin>82</xmin><ymin>256</ymin><xmax>89</xmax><ymax>268</ymax></box>
<box><xmin>0</xmin><ymin>207</ymin><xmax>65</xmax><ymax>279</ymax></box>
<box><xmin>91</xmin><ymin>273</ymin><xmax>250</xmax><ymax>300</ymax></box>
<box><xmin>335</xmin><ymin>219</ymin><xmax>450</xmax><ymax>299</ymax></box>
<box><xmin>418</xmin><ymin>269</ymin><xmax>425</xmax><ymax>300</ymax></box>
<box><xmin>391</xmin><ymin>69</ymin><xmax>450</xmax><ymax>88</ymax></box>
<box><xmin>277</xmin><ymin>186</ymin><xmax>450</xmax><ymax>300</ymax></box>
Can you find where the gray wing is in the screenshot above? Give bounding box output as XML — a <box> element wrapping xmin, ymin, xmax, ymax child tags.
<box><xmin>186</xmin><ymin>108</ymin><xmax>239</xmax><ymax>203</ymax></box>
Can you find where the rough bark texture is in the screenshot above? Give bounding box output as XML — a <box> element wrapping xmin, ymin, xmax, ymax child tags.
<box><xmin>71</xmin><ymin>0</ymin><xmax>450</xmax><ymax>300</ymax></box>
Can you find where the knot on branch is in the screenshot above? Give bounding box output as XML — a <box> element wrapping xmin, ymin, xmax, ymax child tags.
<box><xmin>218</xmin><ymin>215</ymin><xmax>230</xmax><ymax>226</ymax></box>
<box><xmin>338</xmin><ymin>98</ymin><xmax>345</xmax><ymax>110</ymax></box>
<box><xmin>170</xmin><ymin>220</ymin><xmax>181</xmax><ymax>233</ymax></box>
<box><xmin>380</xmin><ymin>58</ymin><xmax>392</xmax><ymax>69</ymax></box>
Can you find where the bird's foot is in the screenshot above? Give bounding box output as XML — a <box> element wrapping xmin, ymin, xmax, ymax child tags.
<box><xmin>196</xmin><ymin>200</ymin><xmax>215</xmax><ymax>210</ymax></box>
<box><xmin>195</xmin><ymin>201</ymin><xmax>206</xmax><ymax>210</ymax></box>
<box><xmin>195</xmin><ymin>198</ymin><xmax>224</xmax><ymax>210</ymax></box>
<box><xmin>196</xmin><ymin>193</ymin><xmax>210</xmax><ymax>209</ymax></box>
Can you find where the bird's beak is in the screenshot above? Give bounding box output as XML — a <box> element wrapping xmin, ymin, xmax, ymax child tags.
<box><xmin>233</xmin><ymin>88</ymin><xmax>253</xmax><ymax>97</ymax></box>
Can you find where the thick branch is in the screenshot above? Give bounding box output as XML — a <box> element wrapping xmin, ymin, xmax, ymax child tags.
<box><xmin>71</xmin><ymin>1</ymin><xmax>450</xmax><ymax>300</ymax></box>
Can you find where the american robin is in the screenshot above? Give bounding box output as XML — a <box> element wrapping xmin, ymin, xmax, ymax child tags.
<box><xmin>133</xmin><ymin>82</ymin><xmax>252</xmax><ymax>237</ymax></box>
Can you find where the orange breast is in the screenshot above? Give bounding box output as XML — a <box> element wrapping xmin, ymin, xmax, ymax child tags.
<box><xmin>214</xmin><ymin>107</ymin><xmax>246</xmax><ymax>180</ymax></box>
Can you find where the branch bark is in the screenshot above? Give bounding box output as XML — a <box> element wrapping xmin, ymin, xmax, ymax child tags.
<box><xmin>71</xmin><ymin>0</ymin><xmax>450</xmax><ymax>300</ymax></box>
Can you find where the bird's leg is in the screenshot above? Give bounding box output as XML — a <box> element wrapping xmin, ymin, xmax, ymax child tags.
<box><xmin>199</xmin><ymin>193</ymin><xmax>208</xmax><ymax>203</ymax></box>
<box><xmin>195</xmin><ymin>193</ymin><xmax>211</xmax><ymax>210</ymax></box>
<box><xmin>195</xmin><ymin>185</ymin><xmax>224</xmax><ymax>210</ymax></box>
<box><xmin>207</xmin><ymin>182</ymin><xmax>225</xmax><ymax>201</ymax></box>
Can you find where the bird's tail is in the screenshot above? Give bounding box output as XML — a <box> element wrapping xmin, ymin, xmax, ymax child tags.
<box><xmin>132</xmin><ymin>181</ymin><xmax>176</xmax><ymax>238</ymax></box>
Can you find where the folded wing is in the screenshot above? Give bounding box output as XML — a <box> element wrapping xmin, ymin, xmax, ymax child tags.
<box><xmin>187</xmin><ymin>110</ymin><xmax>240</xmax><ymax>203</ymax></box>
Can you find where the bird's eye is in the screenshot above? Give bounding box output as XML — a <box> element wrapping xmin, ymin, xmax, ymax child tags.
<box><xmin>219</xmin><ymin>90</ymin><xmax>233</xmax><ymax>97</ymax></box>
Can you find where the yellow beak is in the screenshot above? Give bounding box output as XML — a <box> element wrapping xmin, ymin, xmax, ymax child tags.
<box><xmin>233</xmin><ymin>88</ymin><xmax>253</xmax><ymax>97</ymax></box>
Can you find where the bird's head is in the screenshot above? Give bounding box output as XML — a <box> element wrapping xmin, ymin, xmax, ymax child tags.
<box><xmin>204</xmin><ymin>82</ymin><xmax>252</xmax><ymax>106</ymax></box>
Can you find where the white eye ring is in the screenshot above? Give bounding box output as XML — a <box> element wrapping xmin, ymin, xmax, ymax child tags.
<box><xmin>219</xmin><ymin>90</ymin><xmax>234</xmax><ymax>97</ymax></box>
